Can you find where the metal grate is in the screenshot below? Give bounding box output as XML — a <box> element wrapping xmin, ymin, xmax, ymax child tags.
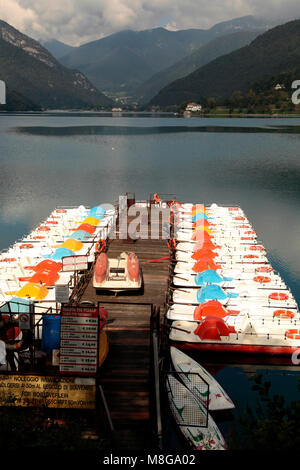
<box><xmin>166</xmin><ymin>372</ymin><xmax>208</xmax><ymax>428</ymax></box>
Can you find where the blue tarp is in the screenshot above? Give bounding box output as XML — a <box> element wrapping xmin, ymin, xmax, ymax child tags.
<box><xmin>194</xmin><ymin>269</ymin><xmax>233</xmax><ymax>286</ymax></box>
<box><xmin>196</xmin><ymin>284</ymin><xmax>239</xmax><ymax>303</ymax></box>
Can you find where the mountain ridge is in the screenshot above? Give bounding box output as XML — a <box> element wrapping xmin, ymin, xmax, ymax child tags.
<box><xmin>0</xmin><ymin>20</ymin><xmax>112</xmax><ymax>109</ymax></box>
<box><xmin>58</xmin><ymin>15</ymin><xmax>275</xmax><ymax>97</ymax></box>
<box><xmin>149</xmin><ymin>19</ymin><xmax>300</xmax><ymax>108</ymax></box>
<box><xmin>133</xmin><ymin>31</ymin><xmax>260</xmax><ymax>104</ymax></box>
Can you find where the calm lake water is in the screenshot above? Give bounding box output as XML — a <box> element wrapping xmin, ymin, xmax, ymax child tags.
<box><xmin>0</xmin><ymin>112</ymin><xmax>300</xmax><ymax>448</ymax></box>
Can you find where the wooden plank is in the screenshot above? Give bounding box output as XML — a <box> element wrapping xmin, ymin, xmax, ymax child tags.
<box><xmin>78</xmin><ymin>211</ymin><xmax>171</xmax><ymax>450</ymax></box>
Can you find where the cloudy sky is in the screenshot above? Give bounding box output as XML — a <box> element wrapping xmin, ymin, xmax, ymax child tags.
<box><xmin>0</xmin><ymin>0</ymin><xmax>299</xmax><ymax>46</ymax></box>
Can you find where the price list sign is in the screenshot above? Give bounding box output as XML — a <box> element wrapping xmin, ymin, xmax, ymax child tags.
<box><xmin>59</xmin><ymin>305</ymin><xmax>99</xmax><ymax>376</ymax></box>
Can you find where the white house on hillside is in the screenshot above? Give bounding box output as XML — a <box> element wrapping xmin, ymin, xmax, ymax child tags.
<box><xmin>185</xmin><ymin>102</ymin><xmax>202</xmax><ymax>112</ymax></box>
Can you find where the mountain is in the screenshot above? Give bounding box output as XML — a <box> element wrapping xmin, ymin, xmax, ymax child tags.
<box><xmin>42</xmin><ymin>39</ymin><xmax>75</xmax><ymax>59</ymax></box>
<box><xmin>0</xmin><ymin>88</ymin><xmax>41</xmax><ymax>111</ymax></box>
<box><xmin>149</xmin><ymin>19</ymin><xmax>300</xmax><ymax>108</ymax></box>
<box><xmin>133</xmin><ymin>31</ymin><xmax>260</xmax><ymax>104</ymax></box>
<box><xmin>0</xmin><ymin>20</ymin><xmax>112</xmax><ymax>109</ymax></box>
<box><xmin>59</xmin><ymin>16</ymin><xmax>274</xmax><ymax>97</ymax></box>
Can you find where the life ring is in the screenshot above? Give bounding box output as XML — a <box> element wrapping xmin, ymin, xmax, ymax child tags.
<box><xmin>56</xmin><ymin>209</ymin><xmax>67</xmax><ymax>213</ymax></box>
<box><xmin>95</xmin><ymin>239</ymin><xmax>106</xmax><ymax>253</ymax></box>
<box><xmin>250</xmin><ymin>245</ymin><xmax>264</xmax><ymax>252</ymax></box>
<box><xmin>242</xmin><ymin>237</ymin><xmax>255</xmax><ymax>241</ymax></box>
<box><xmin>32</xmin><ymin>236</ymin><xmax>45</xmax><ymax>240</ymax></box>
<box><xmin>234</xmin><ymin>216</ymin><xmax>245</xmax><ymax>221</ymax></box>
<box><xmin>285</xmin><ymin>329</ymin><xmax>300</xmax><ymax>340</ymax></box>
<box><xmin>244</xmin><ymin>254</ymin><xmax>259</xmax><ymax>259</ymax></box>
<box><xmin>273</xmin><ymin>310</ymin><xmax>294</xmax><ymax>319</ymax></box>
<box><xmin>46</xmin><ymin>220</ymin><xmax>58</xmax><ymax>225</ymax></box>
<box><xmin>168</xmin><ymin>238</ymin><xmax>177</xmax><ymax>250</ymax></box>
<box><xmin>170</xmin><ymin>200</ymin><xmax>182</xmax><ymax>212</ymax></box>
<box><xmin>154</xmin><ymin>193</ymin><xmax>161</xmax><ymax>204</ymax></box>
<box><xmin>0</xmin><ymin>258</ymin><xmax>16</xmax><ymax>263</ymax></box>
<box><xmin>269</xmin><ymin>292</ymin><xmax>289</xmax><ymax>301</ymax></box>
<box><xmin>256</xmin><ymin>266</ymin><xmax>273</xmax><ymax>273</ymax></box>
<box><xmin>19</xmin><ymin>244</ymin><xmax>34</xmax><ymax>249</ymax></box>
<box><xmin>0</xmin><ymin>322</ymin><xmax>28</xmax><ymax>351</ymax></box>
<box><xmin>253</xmin><ymin>276</ymin><xmax>271</xmax><ymax>284</ymax></box>
<box><xmin>38</xmin><ymin>226</ymin><xmax>50</xmax><ymax>232</ymax></box>
<box><xmin>245</xmin><ymin>231</ymin><xmax>256</xmax><ymax>235</ymax></box>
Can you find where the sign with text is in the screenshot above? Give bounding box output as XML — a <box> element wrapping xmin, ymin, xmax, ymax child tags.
<box><xmin>0</xmin><ymin>375</ymin><xmax>96</xmax><ymax>409</ymax></box>
<box><xmin>61</xmin><ymin>255</ymin><xmax>88</xmax><ymax>272</ymax></box>
<box><xmin>55</xmin><ymin>284</ymin><xmax>69</xmax><ymax>303</ymax></box>
<box><xmin>59</xmin><ymin>305</ymin><xmax>99</xmax><ymax>376</ymax></box>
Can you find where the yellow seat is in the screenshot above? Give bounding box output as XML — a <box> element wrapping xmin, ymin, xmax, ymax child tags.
<box><xmin>16</xmin><ymin>282</ymin><xmax>49</xmax><ymax>301</ymax></box>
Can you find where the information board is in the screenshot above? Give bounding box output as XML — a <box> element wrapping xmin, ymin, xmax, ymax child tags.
<box><xmin>61</xmin><ymin>255</ymin><xmax>88</xmax><ymax>272</ymax></box>
<box><xmin>59</xmin><ymin>305</ymin><xmax>99</xmax><ymax>376</ymax></box>
<box><xmin>0</xmin><ymin>375</ymin><xmax>96</xmax><ymax>409</ymax></box>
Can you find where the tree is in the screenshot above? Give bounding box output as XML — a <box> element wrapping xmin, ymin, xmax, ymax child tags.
<box><xmin>231</xmin><ymin>374</ymin><xmax>300</xmax><ymax>450</ymax></box>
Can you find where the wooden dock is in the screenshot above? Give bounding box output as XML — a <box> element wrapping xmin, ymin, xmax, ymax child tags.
<box><xmin>79</xmin><ymin>205</ymin><xmax>171</xmax><ymax>450</ymax></box>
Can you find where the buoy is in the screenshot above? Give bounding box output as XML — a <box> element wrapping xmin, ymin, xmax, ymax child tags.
<box><xmin>253</xmin><ymin>276</ymin><xmax>271</xmax><ymax>283</ymax></box>
<box><xmin>250</xmin><ymin>245</ymin><xmax>264</xmax><ymax>252</ymax></box>
<box><xmin>274</xmin><ymin>310</ymin><xmax>294</xmax><ymax>319</ymax></box>
<box><xmin>285</xmin><ymin>329</ymin><xmax>300</xmax><ymax>340</ymax></box>
<box><xmin>269</xmin><ymin>292</ymin><xmax>289</xmax><ymax>301</ymax></box>
<box><xmin>256</xmin><ymin>266</ymin><xmax>273</xmax><ymax>273</ymax></box>
<box><xmin>170</xmin><ymin>200</ymin><xmax>182</xmax><ymax>212</ymax></box>
<box><xmin>95</xmin><ymin>239</ymin><xmax>106</xmax><ymax>253</ymax></box>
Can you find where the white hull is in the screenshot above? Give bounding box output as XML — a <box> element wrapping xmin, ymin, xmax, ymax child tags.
<box><xmin>170</xmin><ymin>347</ymin><xmax>234</xmax><ymax>411</ymax></box>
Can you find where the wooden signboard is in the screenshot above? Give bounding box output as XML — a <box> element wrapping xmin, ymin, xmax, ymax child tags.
<box><xmin>0</xmin><ymin>375</ymin><xmax>96</xmax><ymax>409</ymax></box>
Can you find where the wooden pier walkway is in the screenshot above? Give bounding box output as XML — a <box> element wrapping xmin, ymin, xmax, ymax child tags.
<box><xmin>79</xmin><ymin>207</ymin><xmax>171</xmax><ymax>450</ymax></box>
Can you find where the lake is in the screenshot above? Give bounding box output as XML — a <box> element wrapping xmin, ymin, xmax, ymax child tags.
<box><xmin>0</xmin><ymin>112</ymin><xmax>300</xmax><ymax>448</ymax></box>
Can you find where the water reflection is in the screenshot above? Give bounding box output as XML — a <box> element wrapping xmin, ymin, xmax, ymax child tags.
<box><xmin>12</xmin><ymin>124</ymin><xmax>300</xmax><ymax>136</ymax></box>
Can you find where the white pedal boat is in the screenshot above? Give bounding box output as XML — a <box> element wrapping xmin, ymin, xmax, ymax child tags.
<box><xmin>175</xmin><ymin>249</ymin><xmax>267</xmax><ymax>263</ymax></box>
<box><xmin>169</xmin><ymin>320</ymin><xmax>300</xmax><ymax>355</ymax></box>
<box><xmin>170</xmin><ymin>346</ymin><xmax>234</xmax><ymax>411</ymax></box>
<box><xmin>173</xmin><ymin>258</ymin><xmax>269</xmax><ymax>274</ymax></box>
<box><xmin>167</xmin><ymin>301</ymin><xmax>300</xmax><ymax>324</ymax></box>
<box><xmin>171</xmin><ymin>286</ymin><xmax>297</xmax><ymax>308</ymax></box>
<box><xmin>166</xmin><ymin>374</ymin><xmax>227</xmax><ymax>450</ymax></box>
<box><xmin>172</xmin><ymin>271</ymin><xmax>285</xmax><ymax>289</ymax></box>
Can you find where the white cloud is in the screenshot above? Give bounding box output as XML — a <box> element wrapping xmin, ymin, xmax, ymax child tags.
<box><xmin>0</xmin><ymin>0</ymin><xmax>299</xmax><ymax>46</ymax></box>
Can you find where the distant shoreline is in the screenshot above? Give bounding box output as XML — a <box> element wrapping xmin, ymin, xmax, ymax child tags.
<box><xmin>1</xmin><ymin>110</ymin><xmax>300</xmax><ymax>119</ymax></box>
